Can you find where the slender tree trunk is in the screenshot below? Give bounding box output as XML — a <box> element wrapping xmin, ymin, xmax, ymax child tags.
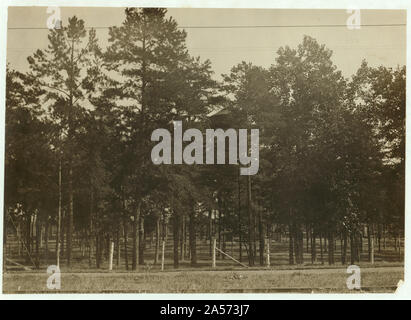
<box><xmin>359</xmin><ymin>232</ymin><xmax>363</xmax><ymax>254</ymax></box>
<box><xmin>131</xmin><ymin>201</ymin><xmax>141</xmax><ymax>270</ymax></box>
<box><xmin>138</xmin><ymin>214</ymin><xmax>145</xmax><ymax>265</ymax></box>
<box><xmin>154</xmin><ymin>216</ymin><xmax>160</xmax><ymax>265</ymax></box>
<box><xmin>328</xmin><ymin>230</ymin><xmax>334</xmax><ymax>265</ymax></box>
<box><xmin>222</xmin><ymin>233</ymin><xmax>226</xmax><ymax>259</ymax></box>
<box><xmin>217</xmin><ymin>201</ymin><xmax>222</xmax><ymax>259</ymax></box>
<box><xmin>45</xmin><ymin>218</ymin><xmax>49</xmax><ymax>261</ymax></box>
<box><xmin>209</xmin><ymin>210</ymin><xmax>212</xmax><ymax>257</ymax></box>
<box><xmin>356</xmin><ymin>232</ymin><xmax>361</xmax><ymax>262</ymax></box>
<box><xmin>180</xmin><ymin>216</ymin><xmax>185</xmax><ymax>261</ymax></box>
<box><xmin>67</xmin><ymin>164</ymin><xmax>74</xmax><ymax>267</ymax></box>
<box><xmin>35</xmin><ymin>215</ymin><xmax>40</xmax><ymax>269</ymax></box>
<box><xmin>247</xmin><ymin>175</ymin><xmax>254</xmax><ymax>266</ymax></box>
<box><xmin>320</xmin><ymin>233</ymin><xmax>324</xmax><ymax>264</ymax></box>
<box><xmin>104</xmin><ymin>234</ymin><xmax>109</xmax><ymax>261</ymax></box>
<box><xmin>288</xmin><ymin>224</ymin><xmax>294</xmax><ymax>265</ymax></box>
<box><xmin>377</xmin><ymin>224</ymin><xmax>381</xmax><ymax>253</ymax></box>
<box><xmin>293</xmin><ymin>225</ymin><xmax>299</xmax><ymax>264</ymax></box>
<box><xmin>238</xmin><ymin>170</ymin><xmax>242</xmax><ymax>262</ymax></box>
<box><xmin>61</xmin><ymin>212</ymin><xmax>65</xmax><ymax>259</ymax></box>
<box><xmin>258</xmin><ymin>202</ymin><xmax>264</xmax><ymax>266</ymax></box>
<box><xmin>189</xmin><ymin>209</ymin><xmax>197</xmax><ymax>267</ymax></box>
<box><xmin>298</xmin><ymin>227</ymin><xmax>304</xmax><ymax>264</ymax></box>
<box><xmin>88</xmin><ymin>186</ymin><xmax>94</xmax><ymax>267</ymax></box>
<box><xmin>56</xmin><ymin>157</ymin><xmax>62</xmax><ymax>267</ymax></box>
<box><xmin>16</xmin><ymin>222</ymin><xmax>21</xmax><ymax>257</ymax></box>
<box><xmin>98</xmin><ymin>234</ymin><xmax>104</xmax><ymax>267</ymax></box>
<box><xmin>394</xmin><ymin>234</ymin><xmax>398</xmax><ymax>251</ymax></box>
<box><xmin>311</xmin><ymin>227</ymin><xmax>316</xmax><ymax>264</ymax></box>
<box><xmin>26</xmin><ymin>215</ymin><xmax>31</xmax><ymax>263</ymax></box>
<box><xmin>123</xmin><ymin>217</ymin><xmax>129</xmax><ymax>270</ymax></box>
<box><xmin>253</xmin><ymin>214</ymin><xmax>257</xmax><ymax>262</ymax></box>
<box><xmin>368</xmin><ymin>224</ymin><xmax>374</xmax><ymax>264</ymax></box>
<box><xmin>342</xmin><ymin>229</ymin><xmax>347</xmax><ymax>265</ymax></box>
<box><xmin>350</xmin><ymin>231</ymin><xmax>355</xmax><ymax>265</ymax></box>
<box><xmin>116</xmin><ymin>224</ymin><xmax>120</xmax><ymax>266</ymax></box>
<box><xmin>173</xmin><ymin>214</ymin><xmax>180</xmax><ymax>269</ymax></box>
<box><xmin>3</xmin><ymin>212</ymin><xmax>7</xmax><ymax>261</ymax></box>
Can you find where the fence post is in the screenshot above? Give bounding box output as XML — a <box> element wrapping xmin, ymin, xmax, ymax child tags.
<box><xmin>161</xmin><ymin>241</ymin><xmax>165</xmax><ymax>271</ymax></box>
<box><xmin>212</xmin><ymin>238</ymin><xmax>216</xmax><ymax>268</ymax></box>
<box><xmin>108</xmin><ymin>241</ymin><xmax>114</xmax><ymax>271</ymax></box>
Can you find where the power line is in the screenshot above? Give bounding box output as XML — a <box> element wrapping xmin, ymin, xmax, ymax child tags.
<box><xmin>181</xmin><ymin>23</ymin><xmax>406</xmax><ymax>29</ymax></box>
<box><xmin>7</xmin><ymin>23</ymin><xmax>406</xmax><ymax>30</ymax></box>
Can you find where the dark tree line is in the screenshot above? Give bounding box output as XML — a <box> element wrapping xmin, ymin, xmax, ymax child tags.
<box><xmin>4</xmin><ymin>8</ymin><xmax>405</xmax><ymax>269</ymax></box>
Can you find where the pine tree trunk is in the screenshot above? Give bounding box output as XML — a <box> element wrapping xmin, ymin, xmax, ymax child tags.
<box><xmin>26</xmin><ymin>215</ymin><xmax>31</xmax><ymax>264</ymax></box>
<box><xmin>377</xmin><ymin>224</ymin><xmax>381</xmax><ymax>253</ymax></box>
<box><xmin>173</xmin><ymin>214</ymin><xmax>180</xmax><ymax>269</ymax></box>
<box><xmin>258</xmin><ymin>203</ymin><xmax>264</xmax><ymax>266</ymax></box>
<box><xmin>368</xmin><ymin>224</ymin><xmax>374</xmax><ymax>264</ymax></box>
<box><xmin>328</xmin><ymin>230</ymin><xmax>334</xmax><ymax>265</ymax></box>
<box><xmin>217</xmin><ymin>205</ymin><xmax>222</xmax><ymax>259</ymax></box>
<box><xmin>17</xmin><ymin>222</ymin><xmax>21</xmax><ymax>257</ymax></box>
<box><xmin>293</xmin><ymin>226</ymin><xmax>299</xmax><ymax>264</ymax></box>
<box><xmin>320</xmin><ymin>233</ymin><xmax>324</xmax><ymax>264</ymax></box>
<box><xmin>238</xmin><ymin>170</ymin><xmax>242</xmax><ymax>262</ymax></box>
<box><xmin>121</xmin><ymin>189</ymin><xmax>128</xmax><ymax>270</ymax></box>
<box><xmin>138</xmin><ymin>215</ymin><xmax>145</xmax><ymax>265</ymax></box>
<box><xmin>209</xmin><ymin>210</ymin><xmax>212</xmax><ymax>257</ymax></box>
<box><xmin>180</xmin><ymin>216</ymin><xmax>185</xmax><ymax>261</ymax></box>
<box><xmin>116</xmin><ymin>226</ymin><xmax>120</xmax><ymax>266</ymax></box>
<box><xmin>123</xmin><ymin>217</ymin><xmax>129</xmax><ymax>270</ymax></box>
<box><xmin>288</xmin><ymin>224</ymin><xmax>294</xmax><ymax>265</ymax></box>
<box><xmin>45</xmin><ymin>218</ymin><xmax>49</xmax><ymax>261</ymax></box>
<box><xmin>189</xmin><ymin>210</ymin><xmax>197</xmax><ymax>267</ymax></box>
<box><xmin>154</xmin><ymin>216</ymin><xmax>160</xmax><ymax>265</ymax></box>
<box><xmin>98</xmin><ymin>234</ymin><xmax>104</xmax><ymax>267</ymax></box>
<box><xmin>356</xmin><ymin>232</ymin><xmax>361</xmax><ymax>262</ymax></box>
<box><xmin>67</xmin><ymin>165</ymin><xmax>74</xmax><ymax>267</ymax></box>
<box><xmin>298</xmin><ymin>227</ymin><xmax>304</xmax><ymax>264</ymax></box>
<box><xmin>35</xmin><ymin>216</ymin><xmax>40</xmax><ymax>269</ymax></box>
<box><xmin>342</xmin><ymin>229</ymin><xmax>347</xmax><ymax>265</ymax></box>
<box><xmin>131</xmin><ymin>201</ymin><xmax>141</xmax><ymax>270</ymax></box>
<box><xmin>247</xmin><ymin>175</ymin><xmax>254</xmax><ymax>266</ymax></box>
<box><xmin>311</xmin><ymin>228</ymin><xmax>316</xmax><ymax>264</ymax></box>
<box><xmin>88</xmin><ymin>188</ymin><xmax>94</xmax><ymax>267</ymax></box>
<box><xmin>350</xmin><ymin>232</ymin><xmax>355</xmax><ymax>264</ymax></box>
<box><xmin>61</xmin><ymin>213</ymin><xmax>65</xmax><ymax>260</ymax></box>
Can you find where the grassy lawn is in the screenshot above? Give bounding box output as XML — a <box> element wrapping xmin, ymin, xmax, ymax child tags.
<box><xmin>3</xmin><ymin>265</ymin><xmax>403</xmax><ymax>293</ymax></box>
<box><xmin>4</xmin><ymin>235</ymin><xmax>404</xmax><ymax>293</ymax></box>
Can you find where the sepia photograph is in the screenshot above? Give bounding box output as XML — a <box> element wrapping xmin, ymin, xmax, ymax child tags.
<box><xmin>1</xmin><ymin>5</ymin><xmax>406</xmax><ymax>295</ymax></box>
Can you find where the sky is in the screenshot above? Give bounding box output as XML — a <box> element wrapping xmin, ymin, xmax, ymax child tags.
<box><xmin>6</xmin><ymin>7</ymin><xmax>406</xmax><ymax>80</ymax></box>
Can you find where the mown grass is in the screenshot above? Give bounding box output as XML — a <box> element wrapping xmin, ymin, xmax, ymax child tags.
<box><xmin>3</xmin><ymin>266</ymin><xmax>403</xmax><ymax>293</ymax></box>
<box><xmin>4</xmin><ymin>234</ymin><xmax>404</xmax><ymax>293</ymax></box>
